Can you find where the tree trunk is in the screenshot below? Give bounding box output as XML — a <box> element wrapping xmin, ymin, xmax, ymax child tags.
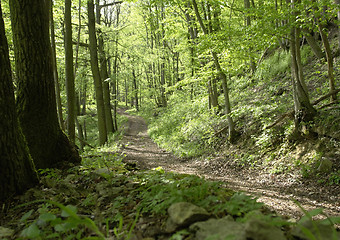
<box><xmin>9</xmin><ymin>0</ymin><xmax>80</xmax><ymax>169</ymax></box>
<box><xmin>289</xmin><ymin>0</ymin><xmax>316</xmax><ymax>131</ymax></box>
<box><xmin>87</xmin><ymin>0</ymin><xmax>107</xmax><ymax>145</ymax></box>
<box><xmin>335</xmin><ymin>0</ymin><xmax>340</xmax><ymax>52</ymax></box>
<box><xmin>313</xmin><ymin>9</ymin><xmax>337</xmax><ymax>102</ymax></box>
<box><xmin>50</xmin><ymin>0</ymin><xmax>65</xmax><ymax>131</ymax></box>
<box><xmin>191</xmin><ymin>0</ymin><xmax>237</xmax><ymax>143</ymax></box>
<box><xmin>65</xmin><ymin>0</ymin><xmax>76</xmax><ymax>143</ymax></box>
<box><xmin>96</xmin><ymin>0</ymin><xmax>115</xmax><ymax>134</ymax></box>
<box><xmin>0</xmin><ymin>3</ymin><xmax>38</xmax><ymax>201</ymax></box>
<box><xmin>133</xmin><ymin>69</ymin><xmax>139</xmax><ymax>111</ymax></box>
<box><xmin>303</xmin><ymin>30</ymin><xmax>325</xmax><ymax>60</ymax></box>
<box><xmin>244</xmin><ymin>0</ymin><xmax>256</xmax><ymax>73</ymax></box>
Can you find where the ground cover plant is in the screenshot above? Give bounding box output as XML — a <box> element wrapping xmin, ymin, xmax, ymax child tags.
<box><xmin>1</xmin><ymin>149</ymin><xmax>339</xmax><ymax>239</ymax></box>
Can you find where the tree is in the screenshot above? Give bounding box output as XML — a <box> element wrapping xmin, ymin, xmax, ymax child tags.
<box><xmin>289</xmin><ymin>0</ymin><xmax>316</xmax><ymax>132</ymax></box>
<box><xmin>9</xmin><ymin>0</ymin><xmax>81</xmax><ymax>169</ymax></box>
<box><xmin>87</xmin><ymin>0</ymin><xmax>107</xmax><ymax>145</ymax></box>
<box><xmin>50</xmin><ymin>0</ymin><xmax>65</xmax><ymax>131</ymax></box>
<box><xmin>191</xmin><ymin>0</ymin><xmax>238</xmax><ymax>143</ymax></box>
<box><xmin>0</xmin><ymin>2</ymin><xmax>38</xmax><ymax>201</ymax></box>
<box><xmin>65</xmin><ymin>0</ymin><xmax>77</xmax><ymax>143</ymax></box>
<box><xmin>96</xmin><ymin>0</ymin><xmax>115</xmax><ymax>133</ymax></box>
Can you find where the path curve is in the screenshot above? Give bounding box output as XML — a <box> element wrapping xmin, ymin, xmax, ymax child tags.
<box><xmin>118</xmin><ymin>109</ymin><xmax>340</xmax><ymax>221</ymax></box>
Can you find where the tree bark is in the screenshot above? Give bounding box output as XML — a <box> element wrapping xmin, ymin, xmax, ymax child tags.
<box><xmin>65</xmin><ymin>0</ymin><xmax>76</xmax><ymax>143</ymax></box>
<box><xmin>87</xmin><ymin>0</ymin><xmax>107</xmax><ymax>145</ymax></box>
<box><xmin>244</xmin><ymin>0</ymin><xmax>256</xmax><ymax>73</ymax></box>
<box><xmin>133</xmin><ymin>69</ymin><xmax>139</xmax><ymax>111</ymax></box>
<box><xmin>50</xmin><ymin>0</ymin><xmax>65</xmax><ymax>131</ymax></box>
<box><xmin>96</xmin><ymin>0</ymin><xmax>115</xmax><ymax>134</ymax></box>
<box><xmin>289</xmin><ymin>0</ymin><xmax>316</xmax><ymax>131</ymax></box>
<box><xmin>303</xmin><ymin>29</ymin><xmax>325</xmax><ymax>60</ymax></box>
<box><xmin>9</xmin><ymin>0</ymin><xmax>80</xmax><ymax>169</ymax></box>
<box><xmin>0</xmin><ymin>2</ymin><xmax>38</xmax><ymax>201</ymax></box>
<box><xmin>192</xmin><ymin>0</ymin><xmax>237</xmax><ymax>143</ymax></box>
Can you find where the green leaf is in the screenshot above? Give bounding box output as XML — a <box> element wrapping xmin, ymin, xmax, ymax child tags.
<box><xmin>38</xmin><ymin>213</ymin><xmax>57</xmax><ymax>222</ymax></box>
<box><xmin>54</xmin><ymin>223</ymin><xmax>67</xmax><ymax>232</ymax></box>
<box><xmin>20</xmin><ymin>209</ymin><xmax>34</xmax><ymax>222</ymax></box>
<box><xmin>61</xmin><ymin>205</ymin><xmax>77</xmax><ymax>217</ymax></box>
<box><xmin>20</xmin><ymin>223</ymin><xmax>41</xmax><ymax>238</ymax></box>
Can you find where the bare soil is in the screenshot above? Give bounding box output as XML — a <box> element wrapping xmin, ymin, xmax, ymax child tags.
<box><xmin>118</xmin><ymin>109</ymin><xmax>340</xmax><ymax>221</ymax></box>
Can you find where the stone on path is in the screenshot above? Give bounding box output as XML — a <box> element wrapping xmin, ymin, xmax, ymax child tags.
<box><xmin>165</xmin><ymin>202</ymin><xmax>210</xmax><ymax>232</ymax></box>
<box><xmin>190</xmin><ymin>216</ymin><xmax>246</xmax><ymax>240</ymax></box>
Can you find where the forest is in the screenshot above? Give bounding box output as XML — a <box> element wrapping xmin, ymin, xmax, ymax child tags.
<box><xmin>1</xmin><ymin>0</ymin><xmax>340</xmax><ymax>239</ymax></box>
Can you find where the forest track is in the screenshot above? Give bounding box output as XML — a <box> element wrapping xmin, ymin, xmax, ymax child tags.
<box><xmin>118</xmin><ymin>109</ymin><xmax>340</xmax><ymax>221</ymax></box>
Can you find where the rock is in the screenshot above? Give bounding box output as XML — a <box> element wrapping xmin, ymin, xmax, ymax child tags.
<box><xmin>94</xmin><ymin>168</ymin><xmax>111</xmax><ymax>177</ymax></box>
<box><xmin>165</xmin><ymin>202</ymin><xmax>210</xmax><ymax>232</ymax></box>
<box><xmin>189</xmin><ymin>216</ymin><xmax>246</xmax><ymax>240</ymax></box>
<box><xmin>245</xmin><ymin>218</ymin><xmax>286</xmax><ymax>240</ymax></box>
<box><xmin>316</xmin><ymin>158</ymin><xmax>333</xmax><ymax>173</ymax></box>
<box><xmin>291</xmin><ymin>219</ymin><xmax>340</xmax><ymax>240</ymax></box>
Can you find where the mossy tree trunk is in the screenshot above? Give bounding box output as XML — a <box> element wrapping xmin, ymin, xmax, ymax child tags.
<box><xmin>9</xmin><ymin>0</ymin><xmax>80</xmax><ymax>169</ymax></box>
<box><xmin>0</xmin><ymin>2</ymin><xmax>38</xmax><ymax>201</ymax></box>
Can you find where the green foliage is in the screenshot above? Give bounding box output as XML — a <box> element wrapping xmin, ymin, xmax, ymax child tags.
<box><xmin>144</xmin><ymin>92</ymin><xmax>224</xmax><ymax>157</ymax></box>
<box><xmin>254</xmin><ymin>50</ymin><xmax>290</xmax><ymax>82</ymax></box>
<box><xmin>328</xmin><ymin>170</ymin><xmax>340</xmax><ymax>185</ymax></box>
<box><xmin>214</xmin><ymin>193</ymin><xmax>264</xmax><ymax>217</ymax></box>
<box><xmin>135</xmin><ymin>170</ymin><xmax>231</xmax><ymax>215</ymax></box>
<box><xmin>19</xmin><ymin>200</ymin><xmax>104</xmax><ymax>240</ymax></box>
<box><xmin>294</xmin><ymin>201</ymin><xmax>340</xmax><ymax>240</ymax></box>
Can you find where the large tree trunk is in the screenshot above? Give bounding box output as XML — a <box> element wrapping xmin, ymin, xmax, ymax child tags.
<box><xmin>9</xmin><ymin>0</ymin><xmax>80</xmax><ymax>169</ymax></box>
<box><xmin>87</xmin><ymin>0</ymin><xmax>107</xmax><ymax>145</ymax></box>
<box><xmin>65</xmin><ymin>0</ymin><xmax>76</xmax><ymax>143</ymax></box>
<box><xmin>0</xmin><ymin>3</ymin><xmax>38</xmax><ymax>201</ymax></box>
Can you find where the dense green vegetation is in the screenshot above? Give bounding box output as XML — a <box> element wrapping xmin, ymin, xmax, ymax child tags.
<box><xmin>1</xmin><ymin>0</ymin><xmax>340</xmax><ymax>239</ymax></box>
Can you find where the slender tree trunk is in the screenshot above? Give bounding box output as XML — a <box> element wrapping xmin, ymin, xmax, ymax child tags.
<box><xmin>96</xmin><ymin>0</ymin><xmax>114</xmax><ymax>134</ymax></box>
<box><xmin>303</xmin><ymin>30</ymin><xmax>325</xmax><ymax>59</ymax></box>
<box><xmin>9</xmin><ymin>0</ymin><xmax>80</xmax><ymax>169</ymax></box>
<box><xmin>50</xmin><ymin>0</ymin><xmax>65</xmax><ymax>131</ymax></box>
<box><xmin>0</xmin><ymin>3</ymin><xmax>38</xmax><ymax>201</ymax></box>
<box><xmin>313</xmin><ymin>8</ymin><xmax>337</xmax><ymax>102</ymax></box>
<box><xmin>335</xmin><ymin>0</ymin><xmax>340</xmax><ymax>52</ymax></box>
<box><xmin>74</xmin><ymin>0</ymin><xmax>82</xmax><ymax>77</ymax></box>
<box><xmin>65</xmin><ymin>0</ymin><xmax>76</xmax><ymax>143</ymax></box>
<box><xmin>112</xmin><ymin>56</ymin><xmax>118</xmax><ymax>131</ymax></box>
<box><xmin>87</xmin><ymin>0</ymin><xmax>107</xmax><ymax>145</ymax></box>
<box><xmin>289</xmin><ymin>0</ymin><xmax>316</xmax><ymax>131</ymax></box>
<box><xmin>192</xmin><ymin>0</ymin><xmax>237</xmax><ymax>143</ymax></box>
<box><xmin>132</xmin><ymin>69</ymin><xmax>139</xmax><ymax>111</ymax></box>
<box><xmin>244</xmin><ymin>0</ymin><xmax>256</xmax><ymax>73</ymax></box>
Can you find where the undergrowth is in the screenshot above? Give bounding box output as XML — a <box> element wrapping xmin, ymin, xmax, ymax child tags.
<box><xmin>2</xmin><ymin>153</ymin><xmax>339</xmax><ymax>239</ymax></box>
<box><xmin>140</xmin><ymin>45</ymin><xmax>340</xmax><ymax>183</ymax></box>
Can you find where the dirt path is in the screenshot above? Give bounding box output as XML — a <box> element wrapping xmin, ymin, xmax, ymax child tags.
<box><xmin>118</xmin><ymin>109</ymin><xmax>340</xmax><ymax>221</ymax></box>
